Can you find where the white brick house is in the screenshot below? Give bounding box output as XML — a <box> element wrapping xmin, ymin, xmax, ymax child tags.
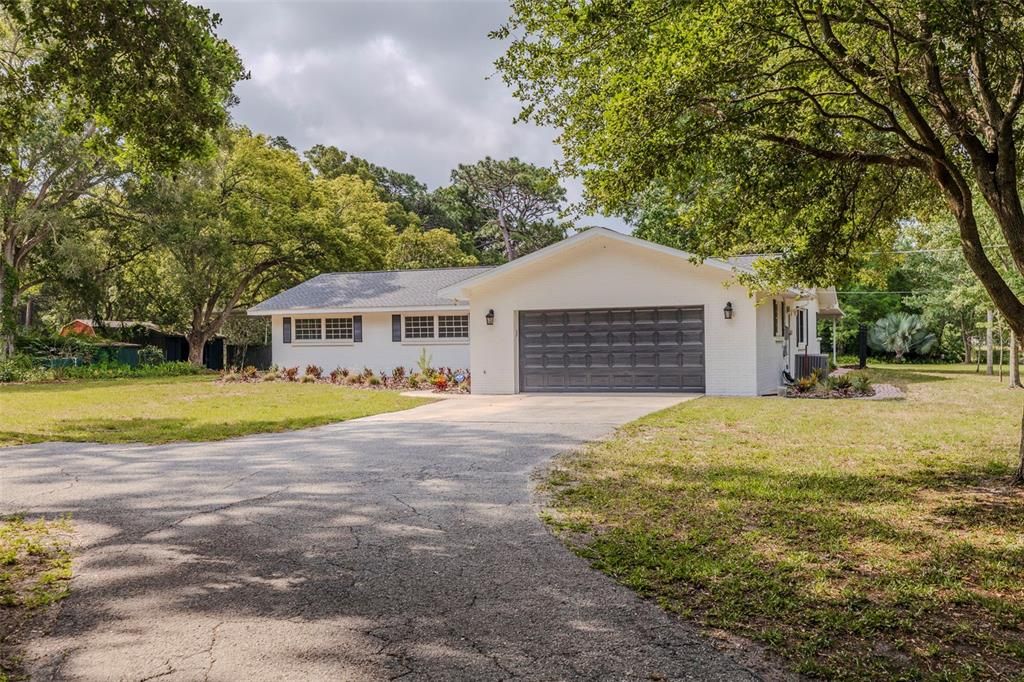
<box><xmin>249</xmin><ymin>228</ymin><xmax>841</xmax><ymax>395</ymax></box>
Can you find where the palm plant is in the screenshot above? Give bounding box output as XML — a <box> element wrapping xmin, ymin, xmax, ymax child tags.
<box><xmin>868</xmin><ymin>313</ymin><xmax>938</xmax><ymax>361</ymax></box>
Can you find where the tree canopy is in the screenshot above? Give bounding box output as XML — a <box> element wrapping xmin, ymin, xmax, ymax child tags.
<box><xmin>495</xmin><ymin>0</ymin><xmax>1024</xmax><ymax>333</ymax></box>
<box><xmin>0</xmin><ymin>0</ymin><xmax>245</xmax><ymax>355</ymax></box>
<box><xmin>449</xmin><ymin>157</ymin><xmax>568</xmax><ymax>260</ymax></box>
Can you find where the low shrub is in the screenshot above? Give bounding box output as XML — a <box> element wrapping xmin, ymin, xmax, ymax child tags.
<box><xmin>329</xmin><ymin>367</ymin><xmax>347</xmax><ymax>383</ymax></box>
<box><xmin>283</xmin><ymin>367</ymin><xmax>299</xmax><ymax>382</ymax></box>
<box><xmin>826</xmin><ymin>373</ymin><xmax>853</xmax><ymax>391</ymax></box>
<box><xmin>137</xmin><ymin>345</ymin><xmax>164</xmax><ymax>366</ymax></box>
<box><xmin>850</xmin><ymin>373</ymin><xmax>873</xmax><ymax>393</ymax></box>
<box><xmin>222</xmin><ymin>371</ymin><xmax>241</xmax><ymax>383</ymax></box>
<box><xmin>361</xmin><ymin>366</ymin><xmax>374</xmax><ymax>379</ymax></box>
<box><xmin>300</xmin><ymin>374</ymin><xmax>317</xmax><ymax>383</ymax></box>
<box><xmin>305</xmin><ymin>364</ymin><xmax>323</xmax><ymax>379</ymax></box>
<box><xmin>792</xmin><ymin>375</ymin><xmax>818</xmax><ymax>394</ymax></box>
<box><xmin>368</xmin><ymin>375</ymin><xmax>381</xmax><ymax>386</ymax></box>
<box><xmin>347</xmin><ymin>374</ymin><xmax>362</xmax><ymax>385</ymax></box>
<box><xmin>407</xmin><ymin>374</ymin><xmax>421</xmax><ymax>389</ymax></box>
<box><xmin>241</xmin><ymin>365</ymin><xmax>259</xmax><ymax>380</ymax></box>
<box><xmin>391</xmin><ymin>366</ymin><xmax>406</xmax><ymax>382</ymax></box>
<box><xmin>262</xmin><ymin>370</ymin><xmax>278</xmax><ymax>382</ymax></box>
<box><xmin>61</xmin><ymin>361</ymin><xmax>204</xmax><ymax>380</ymax></box>
<box><xmin>432</xmin><ymin>374</ymin><xmax>449</xmax><ymax>391</ymax></box>
<box><xmin>0</xmin><ymin>355</ymin><xmax>34</xmax><ymax>383</ymax></box>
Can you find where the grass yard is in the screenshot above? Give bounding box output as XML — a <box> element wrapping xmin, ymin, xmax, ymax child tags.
<box><xmin>0</xmin><ymin>375</ymin><xmax>430</xmax><ymax>446</ymax></box>
<box><xmin>0</xmin><ymin>515</ymin><xmax>72</xmax><ymax>682</ymax></box>
<box><xmin>543</xmin><ymin>364</ymin><xmax>1024</xmax><ymax>681</ymax></box>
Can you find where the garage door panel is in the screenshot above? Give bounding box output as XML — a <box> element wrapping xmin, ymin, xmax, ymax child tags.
<box><xmin>519</xmin><ymin>306</ymin><xmax>704</xmax><ymax>393</ymax></box>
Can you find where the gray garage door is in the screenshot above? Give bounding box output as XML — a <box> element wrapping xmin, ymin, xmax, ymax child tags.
<box><xmin>518</xmin><ymin>307</ymin><xmax>705</xmax><ymax>393</ymax></box>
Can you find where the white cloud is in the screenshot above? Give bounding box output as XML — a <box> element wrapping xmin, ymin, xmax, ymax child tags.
<box><xmin>206</xmin><ymin>0</ymin><xmax>626</xmax><ymax>230</ymax></box>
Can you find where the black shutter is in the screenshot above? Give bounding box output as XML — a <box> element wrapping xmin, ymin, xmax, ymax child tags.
<box><xmin>392</xmin><ymin>314</ymin><xmax>402</xmax><ymax>342</ymax></box>
<box><xmin>772</xmin><ymin>300</ymin><xmax>778</xmax><ymax>336</ymax></box>
<box><xmin>353</xmin><ymin>315</ymin><xmax>363</xmax><ymax>342</ymax></box>
<box><xmin>283</xmin><ymin>317</ymin><xmax>292</xmax><ymax>344</ymax></box>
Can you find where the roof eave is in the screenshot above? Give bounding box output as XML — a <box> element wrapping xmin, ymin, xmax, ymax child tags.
<box><xmin>247</xmin><ymin>302</ymin><xmax>470</xmax><ymax>316</ymax></box>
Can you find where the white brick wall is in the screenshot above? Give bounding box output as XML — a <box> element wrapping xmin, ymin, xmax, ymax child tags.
<box><xmin>269</xmin><ymin>312</ymin><xmax>470</xmax><ymax>375</ymax></box>
<box><xmin>465</xmin><ymin>235</ymin><xmax>760</xmax><ymax>395</ymax></box>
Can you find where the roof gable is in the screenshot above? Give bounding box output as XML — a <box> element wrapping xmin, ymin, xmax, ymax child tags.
<box><xmin>437</xmin><ymin>228</ymin><xmax>742</xmax><ymax>300</ymax></box>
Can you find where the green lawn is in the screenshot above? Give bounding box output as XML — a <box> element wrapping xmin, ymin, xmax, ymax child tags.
<box><xmin>0</xmin><ymin>376</ymin><xmax>430</xmax><ymax>446</ymax></box>
<box><xmin>543</xmin><ymin>365</ymin><xmax>1024</xmax><ymax>681</ymax></box>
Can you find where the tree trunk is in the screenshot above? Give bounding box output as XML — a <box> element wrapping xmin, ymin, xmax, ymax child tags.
<box><xmin>961</xmin><ymin>316</ymin><xmax>972</xmax><ymax>364</ymax></box>
<box><xmin>1015</xmin><ymin>403</ymin><xmax>1024</xmax><ymax>486</ymax></box>
<box><xmin>186</xmin><ymin>332</ymin><xmax>208</xmax><ymax>367</ymax></box>
<box><xmin>1012</xmin><ymin>331</ymin><xmax>1022</xmax><ymax>388</ymax></box>
<box><xmin>496</xmin><ymin>209</ymin><xmax>518</xmax><ymax>261</ymax></box>
<box><xmin>987</xmin><ymin>309</ymin><xmax>995</xmax><ymax>375</ymax></box>
<box><xmin>0</xmin><ymin>257</ymin><xmax>18</xmax><ymax>359</ymax></box>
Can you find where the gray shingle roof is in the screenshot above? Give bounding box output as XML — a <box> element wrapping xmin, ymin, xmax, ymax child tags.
<box><xmin>249</xmin><ymin>266</ymin><xmax>495</xmax><ymax>313</ymax></box>
<box><xmin>726</xmin><ymin>254</ymin><xmax>778</xmax><ymax>273</ymax></box>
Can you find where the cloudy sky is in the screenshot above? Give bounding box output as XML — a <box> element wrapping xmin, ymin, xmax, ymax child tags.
<box><xmin>204</xmin><ymin>0</ymin><xmax>626</xmax><ymax>231</ymax></box>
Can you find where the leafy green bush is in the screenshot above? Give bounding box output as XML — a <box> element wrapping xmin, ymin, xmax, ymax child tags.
<box><xmin>60</xmin><ymin>361</ymin><xmax>205</xmax><ymax>380</ymax></box>
<box><xmin>137</xmin><ymin>345</ymin><xmax>165</xmax><ymax>366</ymax></box>
<box><xmin>827</xmin><ymin>373</ymin><xmax>853</xmax><ymax>391</ymax></box>
<box><xmin>868</xmin><ymin>312</ymin><xmax>938</xmax><ymax>361</ymax></box>
<box><xmin>792</xmin><ymin>375</ymin><xmax>818</xmax><ymax>393</ymax></box>
<box><xmin>850</xmin><ymin>373</ymin><xmax>873</xmax><ymax>393</ymax></box>
<box><xmin>0</xmin><ymin>355</ymin><xmax>34</xmax><ymax>383</ymax></box>
<box><xmin>16</xmin><ymin>333</ymin><xmax>98</xmax><ymax>363</ymax></box>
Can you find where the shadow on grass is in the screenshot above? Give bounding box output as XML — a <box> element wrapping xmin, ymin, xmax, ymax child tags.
<box><xmin>0</xmin><ymin>375</ymin><xmax>213</xmax><ymax>394</ymax></box>
<box><xmin>552</xmin><ymin>461</ymin><xmax>1024</xmax><ymax>680</ymax></box>
<box><xmin>0</xmin><ymin>415</ymin><xmax>383</xmax><ymax>446</ymax></box>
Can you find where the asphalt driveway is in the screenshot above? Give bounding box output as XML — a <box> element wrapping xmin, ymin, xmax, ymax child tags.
<box><xmin>1</xmin><ymin>393</ymin><xmax>782</xmax><ymax>681</ymax></box>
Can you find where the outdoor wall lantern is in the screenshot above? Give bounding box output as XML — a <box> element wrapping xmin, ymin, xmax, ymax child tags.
<box><xmin>486</xmin><ymin>309</ymin><xmax>495</xmax><ymax>325</ymax></box>
<box><xmin>723</xmin><ymin>302</ymin><xmax>734</xmax><ymax>320</ymax></box>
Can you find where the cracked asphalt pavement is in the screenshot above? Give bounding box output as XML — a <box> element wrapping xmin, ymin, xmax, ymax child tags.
<box><xmin>1</xmin><ymin>393</ymin><xmax>788</xmax><ymax>681</ymax></box>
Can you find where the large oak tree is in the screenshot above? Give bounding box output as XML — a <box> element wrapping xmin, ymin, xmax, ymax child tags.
<box><xmin>0</xmin><ymin>0</ymin><xmax>245</xmax><ymax>356</ymax></box>
<box><xmin>496</xmin><ymin>0</ymin><xmax>1024</xmax><ymax>483</ymax></box>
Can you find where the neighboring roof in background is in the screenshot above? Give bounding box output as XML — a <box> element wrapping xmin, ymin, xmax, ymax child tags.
<box><xmin>60</xmin><ymin>320</ymin><xmax>190</xmax><ymax>338</ymax></box>
<box><xmin>248</xmin><ymin>266</ymin><xmax>495</xmax><ymax>315</ymax></box>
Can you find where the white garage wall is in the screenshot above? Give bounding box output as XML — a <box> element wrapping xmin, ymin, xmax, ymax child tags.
<box><xmin>463</xmin><ymin>235</ymin><xmax>760</xmax><ymax>396</ymax></box>
<box><xmin>269</xmin><ymin>312</ymin><xmax>470</xmax><ymax>375</ymax></box>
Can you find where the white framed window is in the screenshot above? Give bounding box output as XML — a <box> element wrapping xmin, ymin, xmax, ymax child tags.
<box><xmin>294</xmin><ymin>318</ymin><xmax>322</xmax><ymax>341</ymax></box>
<box><xmin>325</xmin><ymin>317</ymin><xmax>353</xmax><ymax>340</ymax></box>
<box><xmin>438</xmin><ymin>314</ymin><xmax>469</xmax><ymax>338</ymax></box>
<box><xmin>404</xmin><ymin>315</ymin><xmax>435</xmax><ymax>339</ymax></box>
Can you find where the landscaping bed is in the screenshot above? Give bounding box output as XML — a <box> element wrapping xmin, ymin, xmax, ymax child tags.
<box><xmin>542</xmin><ymin>364</ymin><xmax>1024</xmax><ymax>680</ymax></box>
<box><xmin>220</xmin><ymin>363</ymin><xmax>471</xmax><ymax>393</ymax></box>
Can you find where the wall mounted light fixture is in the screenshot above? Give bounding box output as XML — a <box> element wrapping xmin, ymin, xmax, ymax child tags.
<box><xmin>723</xmin><ymin>302</ymin><xmax>734</xmax><ymax>320</ymax></box>
<box><xmin>485</xmin><ymin>309</ymin><xmax>495</xmax><ymax>325</ymax></box>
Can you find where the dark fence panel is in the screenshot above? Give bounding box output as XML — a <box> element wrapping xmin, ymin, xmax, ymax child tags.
<box><xmin>228</xmin><ymin>344</ymin><xmax>272</xmax><ymax>370</ymax></box>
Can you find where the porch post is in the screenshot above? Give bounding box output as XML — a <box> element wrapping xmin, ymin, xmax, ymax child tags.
<box><xmin>832</xmin><ymin>318</ymin><xmax>837</xmax><ymax>364</ymax></box>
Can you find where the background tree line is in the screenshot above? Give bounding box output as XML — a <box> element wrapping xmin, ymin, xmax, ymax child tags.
<box><xmin>0</xmin><ymin>0</ymin><xmax>570</xmax><ymax>364</ymax></box>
